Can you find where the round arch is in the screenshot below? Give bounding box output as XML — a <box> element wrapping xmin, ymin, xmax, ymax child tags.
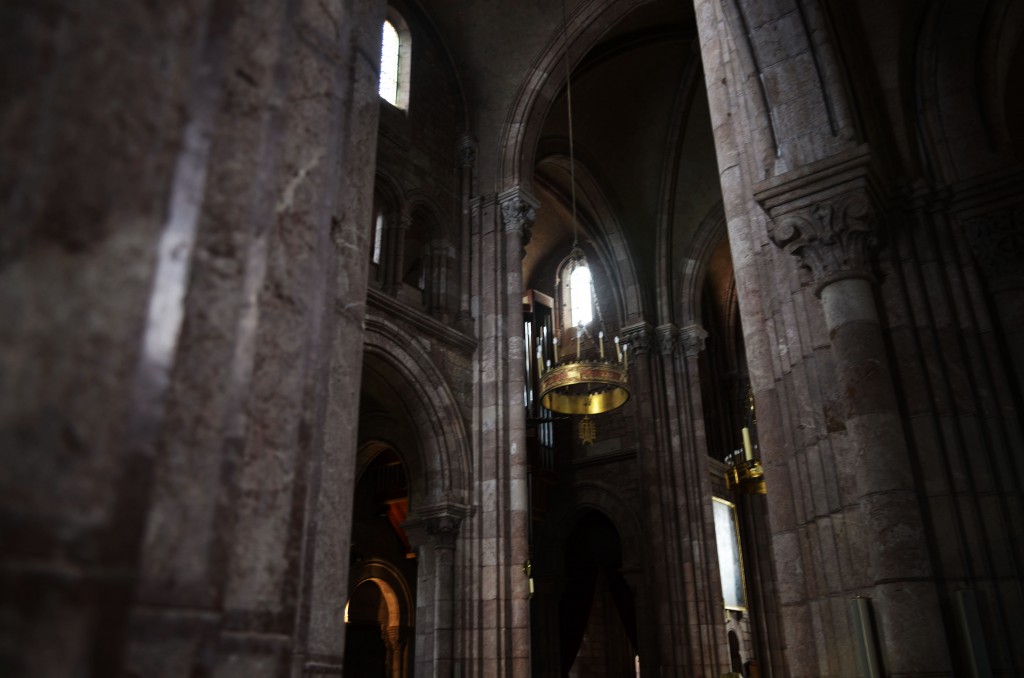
<box><xmin>349</xmin><ymin>558</ymin><xmax>415</xmax><ymax>628</ymax></box>
<box><xmin>541</xmin><ymin>480</ymin><xmax>644</xmax><ymax>573</ymax></box>
<box><xmin>362</xmin><ymin>313</ymin><xmax>471</xmax><ymax>509</ymax></box>
<box><xmin>498</xmin><ymin>0</ymin><xmax>664</xmax><ymax>195</ymax></box>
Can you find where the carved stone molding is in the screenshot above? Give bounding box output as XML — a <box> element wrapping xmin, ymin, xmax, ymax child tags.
<box><xmin>679</xmin><ymin>324</ymin><xmax>709</xmax><ymax>357</ymax></box>
<box><xmin>620</xmin><ymin>322</ymin><xmax>653</xmax><ymax>355</ymax></box>
<box><xmin>767</xmin><ymin>189</ymin><xmax>877</xmax><ymax>295</ymax></box>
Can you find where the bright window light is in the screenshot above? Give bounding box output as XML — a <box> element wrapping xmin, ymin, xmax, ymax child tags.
<box><xmin>379</xmin><ymin>21</ymin><xmax>400</xmax><ymax>105</ymax></box>
<box><xmin>569</xmin><ymin>265</ymin><xmax>593</xmax><ymax>326</ymax></box>
<box><xmin>373</xmin><ymin>212</ymin><xmax>384</xmax><ymax>264</ymax></box>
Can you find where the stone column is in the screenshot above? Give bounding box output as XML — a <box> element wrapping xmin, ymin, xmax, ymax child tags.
<box><xmin>1</xmin><ymin>2</ymin><xmax>219</xmax><ymax>675</ymax></box>
<box><xmin>383</xmin><ymin>210</ymin><xmax>410</xmax><ymax>297</ymax></box>
<box><xmin>291</xmin><ymin>0</ymin><xmax>385</xmax><ymax>673</ymax></box>
<box><xmin>756</xmin><ymin>153</ymin><xmax>953</xmax><ymax>676</ymax></box>
<box><xmin>497</xmin><ymin>187</ymin><xmax>536</xmax><ymax>677</ymax></box>
<box><xmin>619</xmin><ymin>322</ymin><xmax>683</xmax><ymax>672</ymax></box>
<box><xmin>428</xmin><ymin>515</ymin><xmax>460</xmax><ymax>678</ymax></box>
<box><xmin>625</xmin><ymin>321</ymin><xmax>728</xmax><ymax>676</ymax></box>
<box><xmin>406</xmin><ymin>505</ymin><xmax>468</xmax><ymax>678</ymax></box>
<box><xmin>426</xmin><ymin>239</ymin><xmax>453</xmax><ymax>319</ymax></box>
<box><xmin>675</xmin><ymin>323</ymin><xmax>729</xmax><ymax>675</ymax></box>
<box><xmin>456</xmin><ymin>136</ymin><xmax>476</xmax><ymax>325</ymax></box>
<box><xmin>382</xmin><ymin>626</ymin><xmax>404</xmax><ymax>678</ymax></box>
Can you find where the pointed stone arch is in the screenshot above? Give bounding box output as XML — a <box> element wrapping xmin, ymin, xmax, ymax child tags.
<box><xmin>501</xmin><ymin>0</ymin><xmax>658</xmax><ymax>323</ymax></box>
<box><xmin>676</xmin><ymin>200</ymin><xmax>728</xmax><ymax>328</ymax></box>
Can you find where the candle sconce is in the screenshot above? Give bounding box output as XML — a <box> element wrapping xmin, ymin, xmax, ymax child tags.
<box><xmin>725</xmin><ymin>457</ymin><xmax>766</xmax><ymax>495</ymax></box>
<box><xmin>725</xmin><ymin>387</ymin><xmax>766</xmax><ymax>494</ymax></box>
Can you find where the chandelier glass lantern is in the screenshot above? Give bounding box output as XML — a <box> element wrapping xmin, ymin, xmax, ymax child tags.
<box><xmin>536</xmin><ymin>246</ymin><xmax>629</xmax><ymax>415</ymax></box>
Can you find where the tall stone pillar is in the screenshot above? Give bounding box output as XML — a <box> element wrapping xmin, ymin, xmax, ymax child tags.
<box><xmin>383</xmin><ymin>210</ymin><xmax>411</xmax><ymax>297</ymax></box>
<box><xmin>497</xmin><ymin>187</ymin><xmax>535</xmax><ymax>677</ymax></box>
<box><xmin>456</xmin><ymin>136</ymin><xmax>476</xmax><ymax>325</ymax></box>
<box><xmin>756</xmin><ymin>150</ymin><xmax>953</xmax><ymax>676</ymax></box>
<box><xmin>454</xmin><ymin>187</ymin><xmax>532</xmax><ymax>676</ymax></box>
<box><xmin>619</xmin><ymin>323</ymin><xmax>674</xmax><ymax>670</ymax></box>
<box><xmin>621</xmin><ymin>321</ymin><xmax>726</xmax><ymax>677</ymax></box>
<box><xmin>428</xmin><ymin>514</ymin><xmax>461</xmax><ymax>678</ymax></box>
<box><xmin>406</xmin><ymin>505</ymin><xmax>468</xmax><ymax>678</ymax></box>
<box><xmin>382</xmin><ymin>626</ymin><xmax>406</xmax><ymax>678</ymax></box>
<box><xmin>1</xmin><ymin>2</ymin><xmax>221</xmax><ymax>675</ymax></box>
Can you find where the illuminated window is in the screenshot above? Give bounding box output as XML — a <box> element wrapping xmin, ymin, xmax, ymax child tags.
<box><xmin>379</xmin><ymin>21</ymin><xmax>400</xmax><ymax>105</ymax></box>
<box><xmin>372</xmin><ymin>211</ymin><xmax>384</xmax><ymax>264</ymax></box>
<box><xmin>569</xmin><ymin>264</ymin><xmax>593</xmax><ymax>327</ymax></box>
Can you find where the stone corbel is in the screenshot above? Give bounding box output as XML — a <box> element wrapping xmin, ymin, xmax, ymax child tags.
<box><xmin>754</xmin><ymin>145</ymin><xmax>881</xmax><ymax>297</ymax></box>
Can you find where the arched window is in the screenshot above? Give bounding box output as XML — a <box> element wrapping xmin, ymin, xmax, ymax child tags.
<box><xmin>378</xmin><ymin>12</ymin><xmax>410</xmax><ymax>109</ymax></box>
<box><xmin>568</xmin><ymin>263</ymin><xmax>593</xmax><ymax>327</ymax></box>
<box><xmin>379</xmin><ymin>20</ymin><xmax>400</xmax><ymax>105</ymax></box>
<box><xmin>558</xmin><ymin>250</ymin><xmax>595</xmax><ymax>332</ymax></box>
<box><xmin>372</xmin><ymin>211</ymin><xmax>384</xmax><ymax>265</ymax></box>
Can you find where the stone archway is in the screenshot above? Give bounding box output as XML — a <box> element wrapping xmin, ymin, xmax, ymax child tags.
<box><xmin>347</xmin><ymin>560</ymin><xmax>415</xmax><ymax>678</ymax></box>
<box><xmin>360</xmin><ymin>312</ymin><xmax>472</xmax><ymax>678</ymax></box>
<box><xmin>530</xmin><ymin>481</ymin><xmax>645</xmax><ymax>678</ymax></box>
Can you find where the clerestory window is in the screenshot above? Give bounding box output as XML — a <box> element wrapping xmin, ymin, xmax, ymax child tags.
<box><xmin>379</xmin><ymin>20</ymin><xmax>400</xmax><ymax>105</ymax></box>
<box><xmin>378</xmin><ymin>13</ymin><xmax>410</xmax><ymax>109</ymax></box>
<box><xmin>568</xmin><ymin>263</ymin><xmax>593</xmax><ymax>327</ymax></box>
<box><xmin>372</xmin><ymin>211</ymin><xmax>384</xmax><ymax>265</ymax></box>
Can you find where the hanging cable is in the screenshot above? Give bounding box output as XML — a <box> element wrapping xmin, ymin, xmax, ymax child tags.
<box><xmin>561</xmin><ymin>0</ymin><xmax>579</xmax><ymax>248</ymax></box>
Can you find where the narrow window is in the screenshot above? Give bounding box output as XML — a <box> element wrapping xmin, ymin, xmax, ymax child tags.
<box><xmin>379</xmin><ymin>21</ymin><xmax>400</xmax><ymax>105</ymax></box>
<box><xmin>372</xmin><ymin>212</ymin><xmax>384</xmax><ymax>264</ymax></box>
<box><xmin>569</xmin><ymin>264</ymin><xmax>593</xmax><ymax>327</ymax></box>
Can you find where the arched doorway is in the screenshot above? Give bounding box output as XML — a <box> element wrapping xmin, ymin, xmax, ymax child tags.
<box><xmin>559</xmin><ymin>511</ymin><xmax>638</xmax><ymax>677</ymax></box>
<box><xmin>344</xmin><ymin>579</ymin><xmax>392</xmax><ymax>678</ymax></box>
<box><xmin>346</xmin><ymin>447</ymin><xmax>415</xmax><ymax>678</ymax></box>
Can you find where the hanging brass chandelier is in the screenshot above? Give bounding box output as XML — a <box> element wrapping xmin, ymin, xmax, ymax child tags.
<box><xmin>534</xmin><ymin>2</ymin><xmax>629</xmax><ymax>417</ymax></box>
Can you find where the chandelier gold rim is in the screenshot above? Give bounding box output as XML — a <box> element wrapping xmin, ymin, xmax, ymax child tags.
<box><xmin>538</xmin><ymin>360</ymin><xmax>630</xmax><ymax>415</ymax></box>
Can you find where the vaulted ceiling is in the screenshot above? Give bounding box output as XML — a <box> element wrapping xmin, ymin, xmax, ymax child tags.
<box><xmin>418</xmin><ymin>0</ymin><xmax>728</xmax><ymax>325</ymax></box>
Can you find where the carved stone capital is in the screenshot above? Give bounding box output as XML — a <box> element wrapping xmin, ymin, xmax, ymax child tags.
<box><xmin>498</xmin><ymin>187</ymin><xmax>539</xmax><ymax>236</ymax></box>
<box><xmin>767</xmin><ymin>190</ymin><xmax>876</xmax><ymax>295</ymax></box>
<box><xmin>754</xmin><ymin>146</ymin><xmax>880</xmax><ymax>297</ymax></box>
<box><xmin>620</xmin><ymin>322</ymin><xmax>654</xmax><ymax>355</ymax></box>
<box><xmin>406</xmin><ymin>502</ymin><xmax>472</xmax><ymax>550</ymax></box>
<box><xmin>964</xmin><ymin>205</ymin><xmax>1024</xmax><ymax>290</ymax></box>
<box><xmin>457</xmin><ymin>134</ymin><xmax>477</xmax><ymax>169</ymax></box>
<box><xmin>679</xmin><ymin>323</ymin><xmax>709</xmax><ymax>357</ymax></box>
<box><xmin>655</xmin><ymin>324</ymin><xmax>679</xmax><ymax>356</ymax></box>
